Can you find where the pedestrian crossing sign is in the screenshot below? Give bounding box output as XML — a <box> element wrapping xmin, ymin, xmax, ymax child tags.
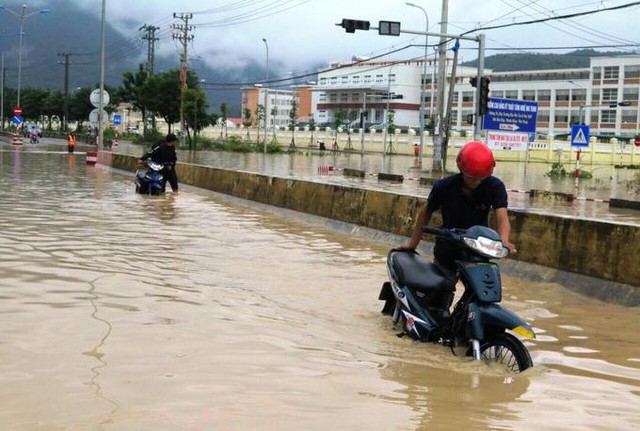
<box><xmin>571</xmin><ymin>124</ymin><xmax>590</xmax><ymax>147</ymax></box>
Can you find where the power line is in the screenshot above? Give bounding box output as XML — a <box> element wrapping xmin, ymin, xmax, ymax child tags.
<box><xmin>461</xmin><ymin>1</ymin><xmax>640</xmax><ymax>35</ymax></box>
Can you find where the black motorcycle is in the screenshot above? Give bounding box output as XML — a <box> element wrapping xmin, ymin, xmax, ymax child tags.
<box><xmin>379</xmin><ymin>225</ymin><xmax>535</xmax><ymax>373</ymax></box>
<box><xmin>135</xmin><ymin>161</ymin><xmax>167</xmax><ymax>195</ymax></box>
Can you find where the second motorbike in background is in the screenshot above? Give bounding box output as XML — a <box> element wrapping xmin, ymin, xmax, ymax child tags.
<box><xmin>135</xmin><ymin>160</ymin><xmax>167</xmax><ymax>195</ymax></box>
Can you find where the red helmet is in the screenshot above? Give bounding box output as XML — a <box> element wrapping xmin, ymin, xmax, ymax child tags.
<box><xmin>456</xmin><ymin>141</ymin><xmax>495</xmax><ymax>178</ymax></box>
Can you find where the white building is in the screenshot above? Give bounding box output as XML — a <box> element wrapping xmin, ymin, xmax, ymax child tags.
<box><xmin>312</xmin><ymin>54</ymin><xmax>640</xmax><ymax>139</ymax></box>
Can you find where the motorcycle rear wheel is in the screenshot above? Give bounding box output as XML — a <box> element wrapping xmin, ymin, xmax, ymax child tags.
<box><xmin>480</xmin><ymin>333</ymin><xmax>533</xmax><ymax>373</ymax></box>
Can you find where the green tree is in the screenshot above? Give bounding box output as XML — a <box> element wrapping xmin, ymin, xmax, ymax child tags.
<box><xmin>288</xmin><ymin>99</ymin><xmax>298</xmax><ymax>148</ymax></box>
<box><xmin>242</xmin><ymin>108</ymin><xmax>252</xmax><ymax>140</ymax></box>
<box><xmin>143</xmin><ymin>70</ymin><xmax>181</xmax><ymax>134</ymax></box>
<box><xmin>219</xmin><ymin>102</ymin><xmax>228</xmax><ymax>138</ymax></box>
<box><xmin>184</xmin><ymin>86</ymin><xmax>208</xmax><ymax>141</ymax></box>
<box><xmin>255</xmin><ymin>104</ymin><xmax>265</xmax><ymax>143</ymax></box>
<box><xmin>121</xmin><ymin>64</ymin><xmax>150</xmax><ymax>134</ymax></box>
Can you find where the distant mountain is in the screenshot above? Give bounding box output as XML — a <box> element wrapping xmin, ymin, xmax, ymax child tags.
<box><xmin>462</xmin><ymin>49</ymin><xmax>637</xmax><ymax>72</ymax></box>
<box><xmin>0</xmin><ymin>0</ymin><xmax>280</xmax><ymax>116</ymax></box>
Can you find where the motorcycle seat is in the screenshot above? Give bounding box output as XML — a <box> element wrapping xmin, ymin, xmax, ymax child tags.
<box><xmin>392</xmin><ymin>251</ymin><xmax>456</xmax><ymax>293</ymax></box>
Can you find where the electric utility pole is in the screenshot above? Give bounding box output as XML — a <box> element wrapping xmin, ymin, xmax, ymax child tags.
<box><xmin>140</xmin><ymin>24</ymin><xmax>160</xmax><ymax>75</ymax></box>
<box><xmin>57</xmin><ymin>53</ymin><xmax>72</xmax><ymax>131</ymax></box>
<box><xmin>434</xmin><ymin>0</ymin><xmax>449</xmax><ymax>172</ymax></box>
<box><xmin>171</xmin><ymin>13</ymin><xmax>194</xmax><ymax>149</ymax></box>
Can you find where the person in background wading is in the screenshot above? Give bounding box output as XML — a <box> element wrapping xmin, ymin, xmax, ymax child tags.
<box><xmin>398</xmin><ymin>140</ymin><xmax>516</xmax><ymax>276</ymax></box>
<box><xmin>138</xmin><ymin>133</ymin><xmax>179</xmax><ymax>192</ymax></box>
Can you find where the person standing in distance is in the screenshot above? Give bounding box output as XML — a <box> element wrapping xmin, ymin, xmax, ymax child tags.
<box><xmin>139</xmin><ymin>132</ymin><xmax>179</xmax><ymax>192</ymax></box>
<box><xmin>398</xmin><ymin>141</ymin><xmax>516</xmax><ymax>275</ymax></box>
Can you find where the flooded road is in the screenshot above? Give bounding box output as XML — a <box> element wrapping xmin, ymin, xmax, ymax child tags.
<box><xmin>117</xmin><ymin>139</ymin><xmax>640</xmax><ymax>226</ymax></box>
<box><xmin>1</xmin><ymin>148</ymin><xmax>639</xmax><ymax>430</ymax></box>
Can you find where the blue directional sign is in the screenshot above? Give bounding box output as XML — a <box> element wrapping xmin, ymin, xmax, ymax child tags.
<box><xmin>482</xmin><ymin>98</ymin><xmax>538</xmax><ymax>134</ymax></box>
<box><xmin>571</xmin><ymin>124</ymin><xmax>590</xmax><ymax>148</ymax></box>
<box><xmin>113</xmin><ymin>114</ymin><xmax>121</xmax><ymax>126</ymax></box>
<box><xmin>13</xmin><ymin>115</ymin><xmax>23</xmax><ymax>125</ymax></box>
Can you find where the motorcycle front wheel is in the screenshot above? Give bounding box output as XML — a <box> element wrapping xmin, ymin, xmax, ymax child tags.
<box><xmin>480</xmin><ymin>333</ymin><xmax>533</xmax><ymax>373</ymax></box>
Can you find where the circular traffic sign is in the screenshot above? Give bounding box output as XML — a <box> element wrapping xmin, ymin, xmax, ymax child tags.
<box><xmin>13</xmin><ymin>106</ymin><xmax>22</xmax><ymax>116</ymax></box>
<box><xmin>89</xmin><ymin>89</ymin><xmax>110</xmax><ymax>108</ymax></box>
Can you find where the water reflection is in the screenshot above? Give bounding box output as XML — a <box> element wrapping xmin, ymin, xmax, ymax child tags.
<box><xmin>379</xmin><ymin>358</ymin><xmax>531</xmax><ymax>430</ymax></box>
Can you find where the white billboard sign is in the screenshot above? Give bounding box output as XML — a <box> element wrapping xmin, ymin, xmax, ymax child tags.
<box><xmin>486</xmin><ymin>131</ymin><xmax>530</xmax><ymax>152</ymax></box>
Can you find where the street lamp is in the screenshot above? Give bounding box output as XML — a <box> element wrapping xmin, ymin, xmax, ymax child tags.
<box><xmin>0</xmin><ymin>3</ymin><xmax>51</xmax><ymax>107</ymax></box>
<box><xmin>262</xmin><ymin>38</ymin><xmax>269</xmax><ymax>154</ymax></box>
<box><xmin>405</xmin><ymin>2</ymin><xmax>428</xmax><ymax>170</ymax></box>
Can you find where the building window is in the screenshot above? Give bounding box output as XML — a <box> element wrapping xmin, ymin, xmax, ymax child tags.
<box><xmin>537</xmin><ymin>111</ymin><xmax>550</xmax><ymax>122</ymax></box>
<box><xmin>505</xmin><ymin>90</ymin><xmax>518</xmax><ymax>99</ymax></box>
<box><xmin>352</xmin><ymin>75</ymin><xmax>360</xmax><ymax>84</ymax></box>
<box><xmin>351</xmin><ymin>93</ymin><xmax>359</xmax><ymax>102</ymax></box>
<box><xmin>364</xmin><ymin>75</ymin><xmax>372</xmax><ymax>83</ymax></box>
<box><xmin>623</xmin><ymin>87</ymin><xmax>639</xmax><ymax>101</ymax></box>
<box><xmin>320</xmin><ymin>78</ymin><xmax>327</xmax><ymax>85</ymax></box>
<box><xmin>602</xmin><ymin>88</ymin><xmax>618</xmax><ymax>101</ymax></box>
<box><xmin>462</xmin><ymin>91</ymin><xmax>474</xmax><ymax>102</ymax></box>
<box><xmin>341</xmin><ymin>76</ymin><xmax>349</xmax><ymax>85</ymax></box>
<box><xmin>554</xmin><ymin>111</ymin><xmax>569</xmax><ymax>123</ymax></box>
<box><xmin>537</xmin><ymin>90</ymin><xmax>551</xmax><ymax>101</ymax></box>
<box><xmin>374</xmin><ymin>109</ymin><xmax>383</xmax><ymax>122</ymax></box>
<box><xmin>624</xmin><ymin>64</ymin><xmax>640</xmax><ymax>78</ymax></box>
<box><xmin>492</xmin><ymin>90</ymin><xmax>504</xmax><ymax>98</ymax></box>
<box><xmin>319</xmin><ymin>93</ymin><xmax>326</xmax><ymax>102</ymax></box>
<box><xmin>375</xmin><ymin>74</ymin><xmax>384</xmax><ymax>83</ymax></box>
<box><xmin>329</xmin><ymin>93</ymin><xmax>337</xmax><ymax>102</ymax></box>
<box><xmin>603</xmin><ymin>66</ymin><xmax>619</xmax><ymax>80</ymax></box>
<box><xmin>592</xmin><ymin>67</ymin><xmax>601</xmax><ymax>80</ymax></box>
<box><xmin>340</xmin><ymin>93</ymin><xmax>349</xmax><ymax>102</ymax></box>
<box><xmin>522</xmin><ymin>90</ymin><xmax>535</xmax><ymax>101</ymax></box>
<box><xmin>570</xmin><ymin>89</ymin><xmax>586</xmax><ymax>102</ymax></box>
<box><xmin>452</xmin><ymin>93</ymin><xmax>459</xmax><ymax>103</ymax></box>
<box><xmin>555</xmin><ymin>90</ymin><xmax>570</xmax><ymax>101</ymax></box>
<box><xmin>621</xmin><ymin>109</ymin><xmax>637</xmax><ymax>124</ymax></box>
<box><xmin>601</xmin><ymin>110</ymin><xmax>616</xmax><ymax>123</ymax></box>
<box><xmin>330</xmin><ymin>77</ymin><xmax>337</xmax><ymax>84</ymax></box>
<box><xmin>389</xmin><ymin>74</ymin><xmax>396</xmax><ymax>83</ymax></box>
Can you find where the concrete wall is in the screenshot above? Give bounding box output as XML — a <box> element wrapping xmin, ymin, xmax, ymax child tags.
<box><xmin>113</xmin><ymin>153</ymin><xmax>639</xmax><ymax>289</ymax></box>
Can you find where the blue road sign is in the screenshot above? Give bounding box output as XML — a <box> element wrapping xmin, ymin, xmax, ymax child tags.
<box><xmin>113</xmin><ymin>114</ymin><xmax>121</xmax><ymax>126</ymax></box>
<box><xmin>13</xmin><ymin>115</ymin><xmax>23</xmax><ymax>125</ymax></box>
<box><xmin>482</xmin><ymin>98</ymin><xmax>538</xmax><ymax>134</ymax></box>
<box><xmin>571</xmin><ymin>124</ymin><xmax>590</xmax><ymax>147</ymax></box>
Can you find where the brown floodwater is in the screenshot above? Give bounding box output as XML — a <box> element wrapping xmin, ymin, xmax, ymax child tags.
<box><xmin>1</xmin><ymin>148</ymin><xmax>639</xmax><ymax>430</ymax></box>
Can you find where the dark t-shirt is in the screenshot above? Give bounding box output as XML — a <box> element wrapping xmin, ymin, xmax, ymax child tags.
<box><xmin>140</xmin><ymin>142</ymin><xmax>177</xmax><ymax>165</ymax></box>
<box><xmin>427</xmin><ymin>173</ymin><xmax>508</xmax><ymax>229</ymax></box>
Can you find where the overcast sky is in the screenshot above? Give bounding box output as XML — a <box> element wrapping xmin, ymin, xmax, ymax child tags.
<box><xmin>73</xmin><ymin>0</ymin><xmax>639</xmax><ymax>81</ymax></box>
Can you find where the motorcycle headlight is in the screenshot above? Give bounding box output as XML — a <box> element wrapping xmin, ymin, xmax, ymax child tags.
<box><xmin>463</xmin><ymin>236</ymin><xmax>509</xmax><ymax>259</ymax></box>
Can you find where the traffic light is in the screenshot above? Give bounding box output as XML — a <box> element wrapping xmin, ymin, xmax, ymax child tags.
<box><xmin>469</xmin><ymin>76</ymin><xmax>478</xmax><ymax>88</ymax></box>
<box><xmin>341</xmin><ymin>18</ymin><xmax>370</xmax><ymax>33</ymax></box>
<box><xmin>479</xmin><ymin>76</ymin><xmax>490</xmax><ymax>115</ymax></box>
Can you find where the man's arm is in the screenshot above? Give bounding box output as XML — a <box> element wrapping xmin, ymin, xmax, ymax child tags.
<box><xmin>495</xmin><ymin>207</ymin><xmax>516</xmax><ymax>255</ymax></box>
<box><xmin>398</xmin><ymin>205</ymin><xmax>434</xmax><ymax>251</ymax></box>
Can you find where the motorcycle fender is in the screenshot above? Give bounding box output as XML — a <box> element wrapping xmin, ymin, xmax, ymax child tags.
<box><xmin>466</xmin><ymin>302</ymin><xmax>535</xmax><ymax>340</ymax></box>
<box><xmin>379</xmin><ymin>282</ymin><xmax>393</xmax><ymax>301</ymax></box>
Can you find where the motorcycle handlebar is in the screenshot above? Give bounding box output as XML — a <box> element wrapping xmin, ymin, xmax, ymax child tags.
<box><xmin>421</xmin><ymin>226</ymin><xmax>445</xmax><ymax>236</ymax></box>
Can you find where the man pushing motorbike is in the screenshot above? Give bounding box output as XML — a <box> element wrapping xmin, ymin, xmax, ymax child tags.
<box><xmin>138</xmin><ymin>132</ymin><xmax>179</xmax><ymax>193</ymax></box>
<box><xmin>398</xmin><ymin>140</ymin><xmax>516</xmax><ymax>275</ymax></box>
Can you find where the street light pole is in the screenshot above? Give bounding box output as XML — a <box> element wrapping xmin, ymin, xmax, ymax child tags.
<box><xmin>0</xmin><ymin>3</ymin><xmax>50</xmax><ymax>107</ymax></box>
<box><xmin>405</xmin><ymin>2</ymin><xmax>428</xmax><ymax>170</ymax></box>
<box><xmin>262</xmin><ymin>38</ymin><xmax>269</xmax><ymax>154</ymax></box>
